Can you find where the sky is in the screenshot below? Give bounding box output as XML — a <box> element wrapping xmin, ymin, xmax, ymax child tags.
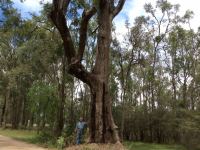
<box><xmin>12</xmin><ymin>0</ymin><xmax>200</xmax><ymax>39</ymax></box>
<box><xmin>114</xmin><ymin>0</ymin><xmax>200</xmax><ymax>40</ymax></box>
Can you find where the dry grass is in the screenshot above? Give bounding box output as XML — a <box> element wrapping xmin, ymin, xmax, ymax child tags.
<box><xmin>65</xmin><ymin>142</ymin><xmax>127</xmax><ymax>150</ymax></box>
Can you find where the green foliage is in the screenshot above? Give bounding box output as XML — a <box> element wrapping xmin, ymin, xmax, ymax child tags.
<box><xmin>0</xmin><ymin>128</ymin><xmax>38</xmax><ymax>141</ymax></box>
<box><xmin>144</xmin><ymin>3</ymin><xmax>154</xmax><ymax>14</ymax></box>
<box><xmin>183</xmin><ymin>10</ymin><xmax>194</xmax><ymax>20</ymax></box>
<box><xmin>0</xmin><ymin>128</ymin><xmax>57</xmax><ymax>148</ymax></box>
<box><xmin>155</xmin><ymin>36</ymin><xmax>162</xmax><ymax>43</ymax></box>
<box><xmin>157</xmin><ymin>0</ymin><xmax>172</xmax><ymax>12</ymax></box>
<box><xmin>57</xmin><ymin>136</ymin><xmax>65</xmax><ymax>150</ymax></box>
<box><xmin>27</xmin><ymin>81</ymin><xmax>58</xmax><ymax>126</ymax></box>
<box><xmin>177</xmin><ymin>110</ymin><xmax>200</xmax><ymax>150</ymax></box>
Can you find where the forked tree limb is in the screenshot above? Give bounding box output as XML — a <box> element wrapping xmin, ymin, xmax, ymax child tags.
<box><xmin>50</xmin><ymin>0</ymin><xmax>75</xmax><ymax>64</ymax></box>
<box><xmin>112</xmin><ymin>0</ymin><xmax>126</xmax><ymax>18</ymax></box>
<box><xmin>50</xmin><ymin>0</ymin><xmax>97</xmax><ymax>85</ymax></box>
<box><xmin>51</xmin><ymin>0</ymin><xmax>97</xmax><ymax>64</ymax></box>
<box><xmin>78</xmin><ymin>7</ymin><xmax>97</xmax><ymax>62</ymax></box>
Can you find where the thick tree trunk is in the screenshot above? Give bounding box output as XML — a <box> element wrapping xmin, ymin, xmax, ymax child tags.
<box><xmin>90</xmin><ymin>83</ymin><xmax>119</xmax><ymax>143</ymax></box>
<box><xmin>89</xmin><ymin>3</ymin><xmax>119</xmax><ymax>143</ymax></box>
<box><xmin>50</xmin><ymin>0</ymin><xmax>125</xmax><ymax>143</ymax></box>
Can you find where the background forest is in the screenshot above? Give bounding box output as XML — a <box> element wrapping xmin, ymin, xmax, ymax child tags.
<box><xmin>0</xmin><ymin>0</ymin><xmax>200</xmax><ymax>150</ymax></box>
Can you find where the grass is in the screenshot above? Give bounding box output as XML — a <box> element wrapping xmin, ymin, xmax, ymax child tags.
<box><xmin>124</xmin><ymin>141</ymin><xmax>186</xmax><ymax>150</ymax></box>
<box><xmin>0</xmin><ymin>128</ymin><xmax>56</xmax><ymax>148</ymax></box>
<box><xmin>0</xmin><ymin>128</ymin><xmax>38</xmax><ymax>142</ymax></box>
<box><xmin>0</xmin><ymin>128</ymin><xmax>186</xmax><ymax>150</ymax></box>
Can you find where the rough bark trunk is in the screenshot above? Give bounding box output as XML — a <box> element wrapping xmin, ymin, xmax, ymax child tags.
<box><xmin>89</xmin><ymin>4</ymin><xmax>119</xmax><ymax>143</ymax></box>
<box><xmin>90</xmin><ymin>83</ymin><xmax>119</xmax><ymax>143</ymax></box>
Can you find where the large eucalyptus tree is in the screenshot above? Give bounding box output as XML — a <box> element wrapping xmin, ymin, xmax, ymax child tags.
<box><xmin>49</xmin><ymin>0</ymin><xmax>126</xmax><ymax>143</ymax></box>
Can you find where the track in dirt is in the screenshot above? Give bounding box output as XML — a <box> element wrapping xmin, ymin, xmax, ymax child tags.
<box><xmin>0</xmin><ymin>135</ymin><xmax>47</xmax><ymax>150</ymax></box>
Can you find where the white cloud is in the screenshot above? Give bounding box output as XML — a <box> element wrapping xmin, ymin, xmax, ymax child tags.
<box><xmin>13</xmin><ymin>0</ymin><xmax>52</xmax><ymax>18</ymax></box>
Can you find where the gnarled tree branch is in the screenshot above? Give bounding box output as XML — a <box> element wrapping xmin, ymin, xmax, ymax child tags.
<box><xmin>78</xmin><ymin>7</ymin><xmax>96</xmax><ymax>62</ymax></box>
<box><xmin>50</xmin><ymin>0</ymin><xmax>75</xmax><ymax>64</ymax></box>
<box><xmin>50</xmin><ymin>0</ymin><xmax>96</xmax><ymax>85</ymax></box>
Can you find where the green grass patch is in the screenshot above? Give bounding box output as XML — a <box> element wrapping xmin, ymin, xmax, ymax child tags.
<box><xmin>0</xmin><ymin>128</ymin><xmax>56</xmax><ymax>149</ymax></box>
<box><xmin>0</xmin><ymin>128</ymin><xmax>38</xmax><ymax>142</ymax></box>
<box><xmin>124</xmin><ymin>141</ymin><xmax>186</xmax><ymax>150</ymax></box>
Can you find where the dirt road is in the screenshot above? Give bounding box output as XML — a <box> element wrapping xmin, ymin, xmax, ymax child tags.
<box><xmin>0</xmin><ymin>135</ymin><xmax>47</xmax><ymax>150</ymax></box>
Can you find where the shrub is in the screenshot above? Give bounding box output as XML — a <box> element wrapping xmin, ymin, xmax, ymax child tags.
<box><xmin>57</xmin><ymin>136</ymin><xmax>65</xmax><ymax>150</ymax></box>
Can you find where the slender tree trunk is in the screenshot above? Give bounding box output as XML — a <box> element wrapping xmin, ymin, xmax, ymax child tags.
<box><xmin>3</xmin><ymin>90</ymin><xmax>10</xmax><ymax>128</ymax></box>
<box><xmin>182</xmin><ymin>74</ymin><xmax>187</xmax><ymax>108</ymax></box>
<box><xmin>19</xmin><ymin>94</ymin><xmax>25</xmax><ymax>128</ymax></box>
<box><xmin>55</xmin><ymin>55</ymin><xmax>66</xmax><ymax>137</ymax></box>
<box><xmin>70</xmin><ymin>80</ymin><xmax>75</xmax><ymax>126</ymax></box>
<box><xmin>120</xmin><ymin>92</ymin><xmax>125</xmax><ymax>141</ymax></box>
<box><xmin>171</xmin><ymin>52</ymin><xmax>177</xmax><ymax>110</ymax></box>
<box><xmin>190</xmin><ymin>87</ymin><xmax>195</xmax><ymax>110</ymax></box>
<box><xmin>0</xmin><ymin>94</ymin><xmax>6</xmax><ymax>126</ymax></box>
<box><xmin>11</xmin><ymin>91</ymin><xmax>18</xmax><ymax>129</ymax></box>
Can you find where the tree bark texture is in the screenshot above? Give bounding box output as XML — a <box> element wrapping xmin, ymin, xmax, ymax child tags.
<box><xmin>49</xmin><ymin>0</ymin><xmax>126</xmax><ymax>143</ymax></box>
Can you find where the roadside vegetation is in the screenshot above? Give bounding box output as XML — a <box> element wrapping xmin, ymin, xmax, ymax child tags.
<box><xmin>0</xmin><ymin>128</ymin><xmax>56</xmax><ymax>148</ymax></box>
<box><xmin>0</xmin><ymin>128</ymin><xmax>187</xmax><ymax>150</ymax></box>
